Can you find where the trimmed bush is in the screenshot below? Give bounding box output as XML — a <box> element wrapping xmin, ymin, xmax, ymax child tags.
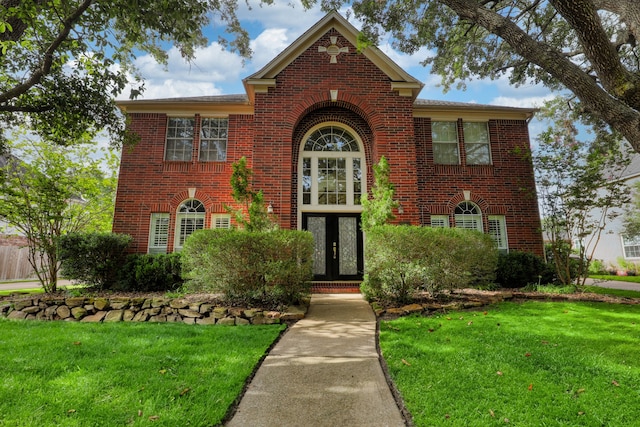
<box><xmin>117</xmin><ymin>253</ymin><xmax>184</xmax><ymax>292</ymax></box>
<box><xmin>181</xmin><ymin>229</ymin><xmax>313</xmax><ymax>305</ymax></box>
<box><xmin>361</xmin><ymin>225</ymin><xmax>498</xmax><ymax>303</ymax></box>
<box><xmin>58</xmin><ymin>232</ymin><xmax>132</xmax><ymax>290</ymax></box>
<box><xmin>495</xmin><ymin>251</ymin><xmax>552</xmax><ymax>288</ymax></box>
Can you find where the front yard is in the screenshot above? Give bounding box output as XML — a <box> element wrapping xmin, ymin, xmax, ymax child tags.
<box><xmin>0</xmin><ymin>320</ymin><xmax>285</xmax><ymax>426</ymax></box>
<box><xmin>381</xmin><ymin>300</ymin><xmax>640</xmax><ymax>426</ymax></box>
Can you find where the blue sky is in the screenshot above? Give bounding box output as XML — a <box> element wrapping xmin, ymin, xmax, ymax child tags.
<box><xmin>121</xmin><ymin>1</ymin><xmax>556</xmax><ymax>138</ymax></box>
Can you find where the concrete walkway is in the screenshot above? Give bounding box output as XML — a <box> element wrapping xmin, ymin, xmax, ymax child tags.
<box><xmin>226</xmin><ymin>294</ymin><xmax>405</xmax><ymax>427</ymax></box>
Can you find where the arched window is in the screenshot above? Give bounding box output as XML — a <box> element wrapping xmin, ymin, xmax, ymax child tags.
<box><xmin>300</xmin><ymin>125</ymin><xmax>364</xmax><ymax>207</ymax></box>
<box><xmin>175</xmin><ymin>199</ymin><xmax>205</xmax><ymax>250</ymax></box>
<box><xmin>454</xmin><ymin>201</ymin><xmax>483</xmax><ymax>232</ymax></box>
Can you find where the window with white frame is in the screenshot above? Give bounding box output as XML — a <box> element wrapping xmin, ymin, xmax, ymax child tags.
<box><xmin>463</xmin><ymin>122</ymin><xmax>491</xmax><ymax>165</ymax></box>
<box><xmin>300</xmin><ymin>125</ymin><xmax>365</xmax><ymax>206</ymax></box>
<box><xmin>432</xmin><ymin>121</ymin><xmax>460</xmax><ymax>164</ymax></box>
<box><xmin>488</xmin><ymin>215</ymin><xmax>508</xmax><ymax>252</ymax></box>
<box><xmin>454</xmin><ymin>201</ymin><xmax>483</xmax><ymax>232</ymax></box>
<box><xmin>212</xmin><ymin>214</ymin><xmax>231</xmax><ymax>229</ymax></box>
<box><xmin>165</xmin><ymin>117</ymin><xmax>195</xmax><ymax>161</ymax></box>
<box><xmin>622</xmin><ymin>235</ymin><xmax>640</xmax><ymax>258</ymax></box>
<box><xmin>200</xmin><ymin>118</ymin><xmax>228</xmax><ymax>161</ymax></box>
<box><xmin>175</xmin><ymin>199</ymin><xmax>205</xmax><ymax>250</ymax></box>
<box><xmin>431</xmin><ymin>215</ymin><xmax>450</xmax><ymax>228</ymax></box>
<box><xmin>148</xmin><ymin>213</ymin><xmax>169</xmax><ymax>254</ymax></box>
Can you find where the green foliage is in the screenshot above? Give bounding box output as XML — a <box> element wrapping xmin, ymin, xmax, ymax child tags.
<box><xmin>361</xmin><ymin>156</ymin><xmax>398</xmax><ymax>231</ymax></box>
<box><xmin>0</xmin><ymin>137</ymin><xmax>119</xmax><ymax>291</ymax></box>
<box><xmin>181</xmin><ymin>229</ymin><xmax>314</xmax><ymax>305</ymax></box>
<box><xmin>0</xmin><ymin>0</ymin><xmax>255</xmax><ymax>148</ymax></box>
<box><xmin>0</xmin><ymin>320</ymin><xmax>284</xmax><ymax>426</ymax></box>
<box><xmin>534</xmin><ymin>97</ymin><xmax>632</xmax><ymax>286</ymax></box>
<box><xmin>361</xmin><ymin>225</ymin><xmax>497</xmax><ymax>303</ymax></box>
<box><xmin>313</xmin><ymin>1</ymin><xmax>640</xmax><ymax>152</ymax></box>
<box><xmin>117</xmin><ymin>253</ymin><xmax>184</xmax><ymax>292</ymax></box>
<box><xmin>379</xmin><ymin>301</ymin><xmax>640</xmax><ymax>426</ymax></box>
<box><xmin>495</xmin><ymin>251</ymin><xmax>553</xmax><ymax>288</ymax></box>
<box><xmin>588</xmin><ymin>259</ymin><xmax>607</xmax><ymax>275</ymax></box>
<box><xmin>623</xmin><ymin>181</ymin><xmax>640</xmax><ymax>239</ymax></box>
<box><xmin>227</xmin><ymin>157</ymin><xmax>276</xmax><ymax>231</ymax></box>
<box><xmin>58</xmin><ymin>232</ymin><xmax>133</xmax><ymax>290</ymax></box>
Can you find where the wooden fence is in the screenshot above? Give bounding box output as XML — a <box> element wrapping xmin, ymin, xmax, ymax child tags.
<box><xmin>0</xmin><ymin>246</ymin><xmax>36</xmax><ymax>281</ymax></box>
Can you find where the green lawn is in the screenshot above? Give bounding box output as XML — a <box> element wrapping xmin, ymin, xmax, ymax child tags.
<box><xmin>380</xmin><ymin>301</ymin><xmax>640</xmax><ymax>426</ymax></box>
<box><xmin>590</xmin><ymin>274</ymin><xmax>640</xmax><ymax>284</ymax></box>
<box><xmin>0</xmin><ymin>320</ymin><xmax>285</xmax><ymax>426</ymax></box>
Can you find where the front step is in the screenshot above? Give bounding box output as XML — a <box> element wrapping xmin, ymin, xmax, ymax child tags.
<box><xmin>311</xmin><ymin>281</ymin><xmax>361</xmax><ymax>294</ymax></box>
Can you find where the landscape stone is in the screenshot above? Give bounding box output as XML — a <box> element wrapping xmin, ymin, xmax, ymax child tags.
<box><xmin>44</xmin><ymin>306</ymin><xmax>58</xmax><ymax>317</ymax></box>
<box><xmin>7</xmin><ymin>310</ymin><xmax>27</xmax><ymax>320</ymax></box>
<box><xmin>217</xmin><ymin>317</ymin><xmax>236</xmax><ymax>326</ymax></box>
<box><xmin>182</xmin><ymin>317</ymin><xmax>196</xmax><ymax>324</ymax></box>
<box><xmin>212</xmin><ymin>307</ymin><xmax>228</xmax><ymax>318</ymax></box>
<box><xmin>94</xmin><ymin>298</ymin><xmax>110</xmax><ymax>310</ymax></box>
<box><xmin>401</xmin><ymin>303</ymin><xmax>424</xmax><ymax>314</ymax></box>
<box><xmin>149</xmin><ymin>314</ymin><xmax>167</xmax><ymax>322</ymax></box>
<box><xmin>151</xmin><ymin>298</ymin><xmax>168</xmax><ymax>308</ymax></box>
<box><xmin>141</xmin><ymin>299</ymin><xmax>152</xmax><ymax>309</ymax></box>
<box><xmin>281</xmin><ymin>306</ymin><xmax>306</xmax><ymax>321</ymax></box>
<box><xmin>169</xmin><ymin>299</ymin><xmax>188</xmax><ymax>309</ymax></box>
<box><xmin>188</xmin><ymin>303</ymin><xmax>201</xmax><ymax>312</ymax></box>
<box><xmin>81</xmin><ymin>311</ymin><xmax>107</xmax><ymax>322</ymax></box>
<box><xmin>65</xmin><ymin>297</ymin><xmax>85</xmax><ymax>308</ymax></box>
<box><xmin>196</xmin><ymin>317</ymin><xmax>216</xmax><ymax>325</ymax></box>
<box><xmin>22</xmin><ymin>306</ymin><xmax>41</xmax><ymax>314</ymax></box>
<box><xmin>71</xmin><ymin>307</ymin><xmax>88</xmax><ymax>319</ymax></box>
<box><xmin>236</xmin><ymin>318</ymin><xmax>250</xmax><ymax>326</ymax></box>
<box><xmin>178</xmin><ymin>309</ymin><xmax>201</xmax><ymax>318</ymax></box>
<box><xmin>57</xmin><ymin>305</ymin><xmax>71</xmax><ymax>319</ymax></box>
<box><xmin>104</xmin><ymin>310</ymin><xmax>123</xmax><ymax>322</ymax></box>
<box><xmin>109</xmin><ymin>298</ymin><xmax>130</xmax><ymax>310</ymax></box>
<box><xmin>132</xmin><ymin>311</ymin><xmax>149</xmax><ymax>322</ymax></box>
<box><xmin>123</xmin><ymin>309</ymin><xmax>136</xmax><ymax>321</ymax></box>
<box><xmin>199</xmin><ymin>304</ymin><xmax>213</xmax><ymax>314</ymax></box>
<box><xmin>13</xmin><ymin>300</ymin><xmax>33</xmax><ymax>311</ymax></box>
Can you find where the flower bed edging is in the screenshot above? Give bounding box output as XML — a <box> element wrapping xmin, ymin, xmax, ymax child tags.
<box><xmin>0</xmin><ymin>295</ymin><xmax>308</xmax><ymax>325</ymax></box>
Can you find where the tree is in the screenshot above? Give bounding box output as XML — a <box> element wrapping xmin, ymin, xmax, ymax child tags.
<box><xmin>227</xmin><ymin>156</ymin><xmax>276</xmax><ymax>232</ymax></box>
<box><xmin>623</xmin><ymin>181</ymin><xmax>640</xmax><ymax>239</ymax></box>
<box><xmin>361</xmin><ymin>156</ymin><xmax>398</xmax><ymax>231</ymax></box>
<box><xmin>310</xmin><ymin>0</ymin><xmax>640</xmax><ymax>154</ymax></box>
<box><xmin>0</xmin><ymin>134</ymin><xmax>119</xmax><ymax>292</ymax></box>
<box><xmin>534</xmin><ymin>98</ymin><xmax>632</xmax><ymax>287</ymax></box>
<box><xmin>0</xmin><ymin>0</ymin><xmax>253</xmax><ymax>151</ymax></box>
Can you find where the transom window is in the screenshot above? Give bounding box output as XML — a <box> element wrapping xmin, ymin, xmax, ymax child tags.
<box><xmin>175</xmin><ymin>199</ymin><xmax>205</xmax><ymax>250</ymax></box>
<box><xmin>454</xmin><ymin>201</ymin><xmax>483</xmax><ymax>232</ymax></box>
<box><xmin>165</xmin><ymin>117</ymin><xmax>195</xmax><ymax>161</ymax></box>
<box><xmin>300</xmin><ymin>125</ymin><xmax>364</xmax><ymax>207</ymax></box>
<box><xmin>200</xmin><ymin>118</ymin><xmax>228</xmax><ymax>161</ymax></box>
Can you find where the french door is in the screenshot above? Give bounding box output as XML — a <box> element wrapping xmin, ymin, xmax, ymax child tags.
<box><xmin>302</xmin><ymin>213</ymin><xmax>363</xmax><ymax>281</ymax></box>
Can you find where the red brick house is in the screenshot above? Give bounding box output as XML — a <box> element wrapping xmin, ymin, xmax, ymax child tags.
<box><xmin>113</xmin><ymin>11</ymin><xmax>543</xmax><ymax>282</ymax></box>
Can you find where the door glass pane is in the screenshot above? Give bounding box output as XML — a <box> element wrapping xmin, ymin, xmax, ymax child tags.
<box><xmin>339</xmin><ymin>217</ymin><xmax>358</xmax><ymax>275</ymax></box>
<box><xmin>308</xmin><ymin>217</ymin><xmax>326</xmax><ymax>275</ymax></box>
<box><xmin>302</xmin><ymin>157</ymin><xmax>311</xmax><ymax>204</ymax></box>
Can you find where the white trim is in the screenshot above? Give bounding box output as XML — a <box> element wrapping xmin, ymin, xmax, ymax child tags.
<box><xmin>297</xmin><ymin>122</ymin><xmax>366</xmax><ymax>229</ymax></box>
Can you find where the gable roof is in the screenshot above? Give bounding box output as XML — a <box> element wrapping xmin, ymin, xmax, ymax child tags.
<box><xmin>243</xmin><ymin>11</ymin><xmax>424</xmax><ymax>102</ymax></box>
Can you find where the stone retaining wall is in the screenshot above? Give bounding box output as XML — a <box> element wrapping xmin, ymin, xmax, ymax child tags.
<box><xmin>0</xmin><ymin>296</ymin><xmax>307</xmax><ymax>325</ymax></box>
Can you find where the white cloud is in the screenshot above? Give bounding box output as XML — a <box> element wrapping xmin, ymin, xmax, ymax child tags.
<box><xmin>491</xmin><ymin>95</ymin><xmax>555</xmax><ymax>109</ymax></box>
<box><xmin>248</xmin><ymin>28</ymin><xmax>291</xmax><ymax>70</ymax></box>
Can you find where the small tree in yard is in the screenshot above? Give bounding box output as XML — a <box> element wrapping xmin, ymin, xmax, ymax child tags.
<box><xmin>534</xmin><ymin>98</ymin><xmax>632</xmax><ymax>287</ymax></box>
<box><xmin>0</xmin><ymin>135</ymin><xmax>118</xmax><ymax>292</ymax></box>
<box><xmin>361</xmin><ymin>156</ymin><xmax>399</xmax><ymax>231</ymax></box>
<box><xmin>226</xmin><ymin>156</ymin><xmax>275</xmax><ymax>232</ymax></box>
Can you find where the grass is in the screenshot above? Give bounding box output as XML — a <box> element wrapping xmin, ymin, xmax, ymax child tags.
<box><xmin>0</xmin><ymin>319</ymin><xmax>285</xmax><ymax>426</ymax></box>
<box><xmin>380</xmin><ymin>301</ymin><xmax>640</xmax><ymax>426</ymax></box>
<box><xmin>590</xmin><ymin>274</ymin><xmax>640</xmax><ymax>284</ymax></box>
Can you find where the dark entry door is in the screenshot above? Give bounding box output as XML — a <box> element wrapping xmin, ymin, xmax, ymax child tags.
<box><xmin>302</xmin><ymin>213</ymin><xmax>363</xmax><ymax>281</ymax></box>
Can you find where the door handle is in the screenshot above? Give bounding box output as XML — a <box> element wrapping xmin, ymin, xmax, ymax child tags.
<box><xmin>332</xmin><ymin>242</ymin><xmax>337</xmax><ymax>259</ymax></box>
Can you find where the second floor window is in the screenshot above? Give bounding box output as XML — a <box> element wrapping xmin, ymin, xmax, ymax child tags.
<box><xmin>165</xmin><ymin>117</ymin><xmax>195</xmax><ymax>161</ymax></box>
<box><xmin>432</xmin><ymin>121</ymin><xmax>460</xmax><ymax>164</ymax></box>
<box><xmin>463</xmin><ymin>122</ymin><xmax>491</xmax><ymax>165</ymax></box>
<box><xmin>200</xmin><ymin>118</ymin><xmax>228</xmax><ymax>161</ymax></box>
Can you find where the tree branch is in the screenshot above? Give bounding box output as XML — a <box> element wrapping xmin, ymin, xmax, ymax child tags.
<box><xmin>0</xmin><ymin>0</ymin><xmax>94</xmax><ymax>105</ymax></box>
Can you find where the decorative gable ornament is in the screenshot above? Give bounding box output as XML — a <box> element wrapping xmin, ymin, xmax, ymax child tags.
<box><xmin>318</xmin><ymin>36</ymin><xmax>349</xmax><ymax>63</ymax></box>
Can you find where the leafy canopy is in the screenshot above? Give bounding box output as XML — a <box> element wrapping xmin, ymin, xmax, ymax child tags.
<box><xmin>0</xmin><ymin>0</ymin><xmax>257</xmax><ymax>150</ymax></box>
<box><xmin>309</xmin><ymin>0</ymin><xmax>640</xmax><ymax>153</ymax></box>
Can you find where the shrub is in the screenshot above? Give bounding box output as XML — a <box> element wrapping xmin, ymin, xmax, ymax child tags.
<box><xmin>361</xmin><ymin>225</ymin><xmax>497</xmax><ymax>303</ymax></box>
<box><xmin>181</xmin><ymin>229</ymin><xmax>313</xmax><ymax>305</ymax></box>
<box><xmin>117</xmin><ymin>253</ymin><xmax>184</xmax><ymax>292</ymax></box>
<box><xmin>495</xmin><ymin>251</ymin><xmax>552</xmax><ymax>288</ymax></box>
<box><xmin>58</xmin><ymin>232</ymin><xmax>132</xmax><ymax>290</ymax></box>
<box><xmin>588</xmin><ymin>259</ymin><xmax>607</xmax><ymax>275</ymax></box>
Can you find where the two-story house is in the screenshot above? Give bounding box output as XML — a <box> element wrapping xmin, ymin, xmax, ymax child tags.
<box><xmin>113</xmin><ymin>11</ymin><xmax>544</xmax><ymax>285</ymax></box>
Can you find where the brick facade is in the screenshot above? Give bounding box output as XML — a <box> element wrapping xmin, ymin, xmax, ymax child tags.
<box><xmin>113</xmin><ymin>12</ymin><xmax>543</xmax><ymax>260</ymax></box>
